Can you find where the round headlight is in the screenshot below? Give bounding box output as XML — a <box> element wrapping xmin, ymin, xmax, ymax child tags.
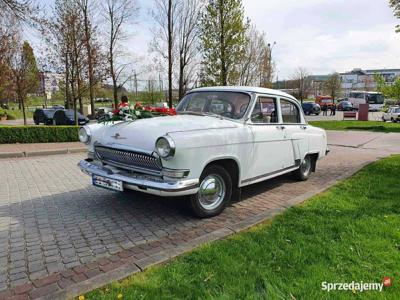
<box><xmin>155</xmin><ymin>136</ymin><xmax>175</xmax><ymax>159</ymax></box>
<box><xmin>79</xmin><ymin>126</ymin><xmax>91</xmax><ymax>144</ymax></box>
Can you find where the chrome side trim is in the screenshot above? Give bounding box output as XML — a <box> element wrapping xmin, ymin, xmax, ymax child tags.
<box><xmin>241</xmin><ymin>165</ymin><xmax>299</xmax><ymax>185</ymax></box>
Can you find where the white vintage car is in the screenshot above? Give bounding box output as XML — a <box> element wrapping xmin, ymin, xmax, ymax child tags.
<box><xmin>78</xmin><ymin>87</ymin><xmax>329</xmax><ymax>218</ymax></box>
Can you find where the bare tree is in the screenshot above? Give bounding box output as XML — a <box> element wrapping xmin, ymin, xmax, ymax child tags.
<box><xmin>0</xmin><ymin>0</ymin><xmax>32</xmax><ymax>21</ymax></box>
<box><xmin>291</xmin><ymin>67</ymin><xmax>311</xmax><ymax>103</ymax></box>
<box><xmin>324</xmin><ymin>73</ymin><xmax>342</xmax><ymax>101</ymax></box>
<box><xmin>150</xmin><ymin>0</ymin><xmax>179</xmax><ymax>107</ymax></box>
<box><xmin>76</xmin><ymin>0</ymin><xmax>97</xmax><ymax>118</ymax></box>
<box><xmin>176</xmin><ymin>0</ymin><xmax>203</xmax><ymax>100</ymax></box>
<box><xmin>103</xmin><ymin>0</ymin><xmax>138</xmax><ymax>108</ymax></box>
<box><xmin>238</xmin><ymin>25</ymin><xmax>269</xmax><ymax>86</ymax></box>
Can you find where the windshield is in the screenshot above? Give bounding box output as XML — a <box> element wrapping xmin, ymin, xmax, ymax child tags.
<box><xmin>43</xmin><ymin>110</ymin><xmax>55</xmax><ymax>117</ymax></box>
<box><xmin>176</xmin><ymin>91</ymin><xmax>251</xmax><ymax>119</ymax></box>
<box><xmin>65</xmin><ymin>110</ymin><xmax>84</xmax><ymax>118</ymax></box>
<box><xmin>366</xmin><ymin>94</ymin><xmax>384</xmax><ymax>104</ymax></box>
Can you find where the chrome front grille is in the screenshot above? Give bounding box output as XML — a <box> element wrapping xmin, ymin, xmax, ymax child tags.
<box><xmin>94</xmin><ymin>145</ymin><xmax>162</xmax><ymax>174</ymax></box>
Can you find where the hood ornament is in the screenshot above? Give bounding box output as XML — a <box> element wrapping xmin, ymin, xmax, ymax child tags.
<box><xmin>111</xmin><ymin>133</ymin><xmax>126</xmax><ymax>140</ymax></box>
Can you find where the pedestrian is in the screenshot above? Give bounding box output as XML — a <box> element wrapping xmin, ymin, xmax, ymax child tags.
<box><xmin>118</xmin><ymin>95</ymin><xmax>130</xmax><ymax>109</ymax></box>
<box><xmin>322</xmin><ymin>104</ymin><xmax>327</xmax><ymax>116</ymax></box>
<box><xmin>332</xmin><ymin>103</ymin><xmax>336</xmax><ymax>116</ymax></box>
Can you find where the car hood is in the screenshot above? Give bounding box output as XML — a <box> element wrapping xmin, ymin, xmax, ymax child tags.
<box><xmin>96</xmin><ymin>115</ymin><xmax>238</xmax><ymax>153</ymax></box>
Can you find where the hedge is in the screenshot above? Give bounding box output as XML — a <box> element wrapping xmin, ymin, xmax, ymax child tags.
<box><xmin>0</xmin><ymin>126</ymin><xmax>80</xmax><ymax>144</ymax></box>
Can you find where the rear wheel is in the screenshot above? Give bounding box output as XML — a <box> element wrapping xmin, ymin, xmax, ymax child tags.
<box><xmin>293</xmin><ymin>155</ymin><xmax>313</xmax><ymax>181</ymax></box>
<box><xmin>190</xmin><ymin>165</ymin><xmax>232</xmax><ymax>218</ymax></box>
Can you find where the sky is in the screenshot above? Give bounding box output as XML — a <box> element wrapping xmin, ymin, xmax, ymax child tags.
<box><xmin>35</xmin><ymin>0</ymin><xmax>400</xmax><ymax>80</ymax></box>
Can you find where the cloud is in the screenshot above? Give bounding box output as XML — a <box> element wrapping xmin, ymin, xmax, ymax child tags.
<box><xmin>242</xmin><ymin>0</ymin><xmax>400</xmax><ymax>78</ymax></box>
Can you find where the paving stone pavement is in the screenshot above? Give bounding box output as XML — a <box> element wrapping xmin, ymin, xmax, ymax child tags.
<box><xmin>0</xmin><ymin>131</ymin><xmax>398</xmax><ymax>299</ymax></box>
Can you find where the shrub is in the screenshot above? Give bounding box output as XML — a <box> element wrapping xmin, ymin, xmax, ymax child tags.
<box><xmin>5</xmin><ymin>111</ymin><xmax>16</xmax><ymax>120</ymax></box>
<box><xmin>0</xmin><ymin>108</ymin><xmax>6</xmax><ymax>118</ymax></box>
<box><xmin>0</xmin><ymin>126</ymin><xmax>79</xmax><ymax>144</ymax></box>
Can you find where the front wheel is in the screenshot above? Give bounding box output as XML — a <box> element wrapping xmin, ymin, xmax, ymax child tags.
<box><xmin>190</xmin><ymin>165</ymin><xmax>232</xmax><ymax>218</ymax></box>
<box><xmin>293</xmin><ymin>155</ymin><xmax>313</xmax><ymax>181</ymax></box>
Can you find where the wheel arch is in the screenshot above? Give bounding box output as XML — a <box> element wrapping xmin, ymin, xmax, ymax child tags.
<box><xmin>203</xmin><ymin>157</ymin><xmax>241</xmax><ymax>188</ymax></box>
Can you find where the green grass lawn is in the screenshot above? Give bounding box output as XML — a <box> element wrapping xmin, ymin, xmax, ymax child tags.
<box><xmin>84</xmin><ymin>155</ymin><xmax>400</xmax><ymax>299</ymax></box>
<box><xmin>309</xmin><ymin>121</ymin><xmax>400</xmax><ymax>133</ymax></box>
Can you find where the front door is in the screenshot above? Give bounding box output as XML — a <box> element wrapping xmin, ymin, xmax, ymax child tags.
<box><xmin>245</xmin><ymin>96</ymin><xmax>294</xmax><ymax>184</ymax></box>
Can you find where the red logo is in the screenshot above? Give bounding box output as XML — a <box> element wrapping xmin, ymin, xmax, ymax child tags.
<box><xmin>383</xmin><ymin>277</ymin><xmax>392</xmax><ymax>287</ymax></box>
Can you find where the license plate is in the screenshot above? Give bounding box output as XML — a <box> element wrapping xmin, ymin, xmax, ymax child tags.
<box><xmin>92</xmin><ymin>175</ymin><xmax>123</xmax><ymax>191</ymax></box>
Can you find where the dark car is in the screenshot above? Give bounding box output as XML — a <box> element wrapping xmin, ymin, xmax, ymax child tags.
<box><xmin>53</xmin><ymin>109</ymin><xmax>89</xmax><ymax>125</ymax></box>
<box><xmin>33</xmin><ymin>109</ymin><xmax>56</xmax><ymax>125</ymax></box>
<box><xmin>337</xmin><ymin>101</ymin><xmax>353</xmax><ymax>111</ymax></box>
<box><xmin>302</xmin><ymin>103</ymin><xmax>321</xmax><ymax>115</ymax></box>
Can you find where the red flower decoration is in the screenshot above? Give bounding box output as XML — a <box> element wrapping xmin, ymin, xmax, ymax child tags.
<box><xmin>112</xmin><ymin>109</ymin><xmax>120</xmax><ymax>114</ymax></box>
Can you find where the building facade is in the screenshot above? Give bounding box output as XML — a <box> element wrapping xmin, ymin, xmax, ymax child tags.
<box><xmin>308</xmin><ymin>68</ymin><xmax>400</xmax><ymax>98</ymax></box>
<box><xmin>39</xmin><ymin>72</ymin><xmax>64</xmax><ymax>99</ymax></box>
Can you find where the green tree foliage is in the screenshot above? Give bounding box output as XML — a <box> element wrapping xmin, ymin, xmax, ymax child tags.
<box><xmin>324</xmin><ymin>73</ymin><xmax>342</xmax><ymax>101</ymax></box>
<box><xmin>10</xmin><ymin>41</ymin><xmax>40</xmax><ymax>124</ymax></box>
<box><xmin>374</xmin><ymin>74</ymin><xmax>400</xmax><ymax>102</ymax></box>
<box><xmin>390</xmin><ymin>0</ymin><xmax>400</xmax><ymax>32</ymax></box>
<box><xmin>21</xmin><ymin>41</ymin><xmax>40</xmax><ymax>93</ymax></box>
<box><xmin>200</xmin><ymin>0</ymin><xmax>248</xmax><ymax>86</ymax></box>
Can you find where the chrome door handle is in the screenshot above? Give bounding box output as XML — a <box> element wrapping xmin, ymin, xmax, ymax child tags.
<box><xmin>276</xmin><ymin>125</ymin><xmax>285</xmax><ymax>130</ymax></box>
<box><xmin>300</xmin><ymin>126</ymin><xmax>307</xmax><ymax>130</ymax></box>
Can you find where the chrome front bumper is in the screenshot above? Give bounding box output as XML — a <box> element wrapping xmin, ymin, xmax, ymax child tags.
<box><xmin>78</xmin><ymin>159</ymin><xmax>199</xmax><ymax>197</ymax></box>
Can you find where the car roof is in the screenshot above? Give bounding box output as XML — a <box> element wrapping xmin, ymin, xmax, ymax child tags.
<box><xmin>189</xmin><ymin>86</ymin><xmax>298</xmax><ymax>101</ymax></box>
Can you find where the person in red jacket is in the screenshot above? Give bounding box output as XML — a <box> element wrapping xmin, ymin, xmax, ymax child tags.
<box><xmin>118</xmin><ymin>95</ymin><xmax>130</xmax><ymax>109</ymax></box>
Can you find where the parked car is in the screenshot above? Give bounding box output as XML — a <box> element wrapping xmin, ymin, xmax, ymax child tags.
<box><xmin>53</xmin><ymin>109</ymin><xmax>89</xmax><ymax>125</ymax></box>
<box><xmin>33</xmin><ymin>109</ymin><xmax>56</xmax><ymax>125</ymax></box>
<box><xmin>337</xmin><ymin>101</ymin><xmax>353</xmax><ymax>111</ymax></box>
<box><xmin>95</xmin><ymin>107</ymin><xmax>113</xmax><ymax>121</ymax></box>
<box><xmin>382</xmin><ymin>106</ymin><xmax>400</xmax><ymax>122</ymax></box>
<box><xmin>78</xmin><ymin>87</ymin><xmax>329</xmax><ymax>218</ymax></box>
<box><xmin>52</xmin><ymin>105</ymin><xmax>65</xmax><ymax>109</ymax></box>
<box><xmin>302</xmin><ymin>103</ymin><xmax>321</xmax><ymax>115</ymax></box>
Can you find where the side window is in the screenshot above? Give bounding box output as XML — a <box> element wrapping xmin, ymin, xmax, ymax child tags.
<box><xmin>251</xmin><ymin>97</ymin><xmax>278</xmax><ymax>124</ymax></box>
<box><xmin>280</xmin><ymin>99</ymin><xmax>300</xmax><ymax>124</ymax></box>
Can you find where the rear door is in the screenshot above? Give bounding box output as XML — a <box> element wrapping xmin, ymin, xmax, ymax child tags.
<box><xmin>280</xmin><ymin>98</ymin><xmax>308</xmax><ymax>166</ymax></box>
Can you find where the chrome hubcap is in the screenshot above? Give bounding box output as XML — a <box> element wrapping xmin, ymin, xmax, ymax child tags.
<box><xmin>300</xmin><ymin>157</ymin><xmax>311</xmax><ymax>176</ymax></box>
<box><xmin>198</xmin><ymin>174</ymin><xmax>226</xmax><ymax>211</ymax></box>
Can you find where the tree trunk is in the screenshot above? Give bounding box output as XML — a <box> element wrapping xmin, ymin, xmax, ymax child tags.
<box><xmin>112</xmin><ymin>72</ymin><xmax>118</xmax><ymax>108</ymax></box>
<box><xmin>83</xmin><ymin>7</ymin><xmax>95</xmax><ymax>119</ymax></box>
<box><xmin>20</xmin><ymin>95</ymin><xmax>27</xmax><ymax>125</ymax></box>
<box><xmin>167</xmin><ymin>0</ymin><xmax>173</xmax><ymax>108</ymax></box>
<box><xmin>178</xmin><ymin>56</ymin><xmax>185</xmax><ymax>100</ymax></box>
<box><xmin>65</xmin><ymin>51</ymin><xmax>70</xmax><ymax>109</ymax></box>
<box><xmin>219</xmin><ymin>3</ymin><xmax>227</xmax><ymax>86</ymax></box>
<box><xmin>110</xmin><ymin>42</ymin><xmax>118</xmax><ymax>108</ymax></box>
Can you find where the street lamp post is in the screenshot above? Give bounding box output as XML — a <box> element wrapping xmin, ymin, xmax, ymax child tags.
<box><xmin>267</xmin><ymin>41</ymin><xmax>276</xmax><ymax>87</ymax></box>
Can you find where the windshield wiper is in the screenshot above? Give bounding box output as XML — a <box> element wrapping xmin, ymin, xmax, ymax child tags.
<box><xmin>178</xmin><ymin>111</ymin><xmax>229</xmax><ymax>120</ymax></box>
<box><xmin>178</xmin><ymin>111</ymin><xmax>207</xmax><ymax>116</ymax></box>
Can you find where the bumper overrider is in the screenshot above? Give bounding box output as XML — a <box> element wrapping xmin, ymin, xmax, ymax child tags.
<box><xmin>78</xmin><ymin>159</ymin><xmax>199</xmax><ymax>197</ymax></box>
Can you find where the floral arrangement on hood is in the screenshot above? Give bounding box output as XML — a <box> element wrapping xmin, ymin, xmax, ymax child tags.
<box><xmin>99</xmin><ymin>102</ymin><xmax>176</xmax><ymax>123</ymax></box>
